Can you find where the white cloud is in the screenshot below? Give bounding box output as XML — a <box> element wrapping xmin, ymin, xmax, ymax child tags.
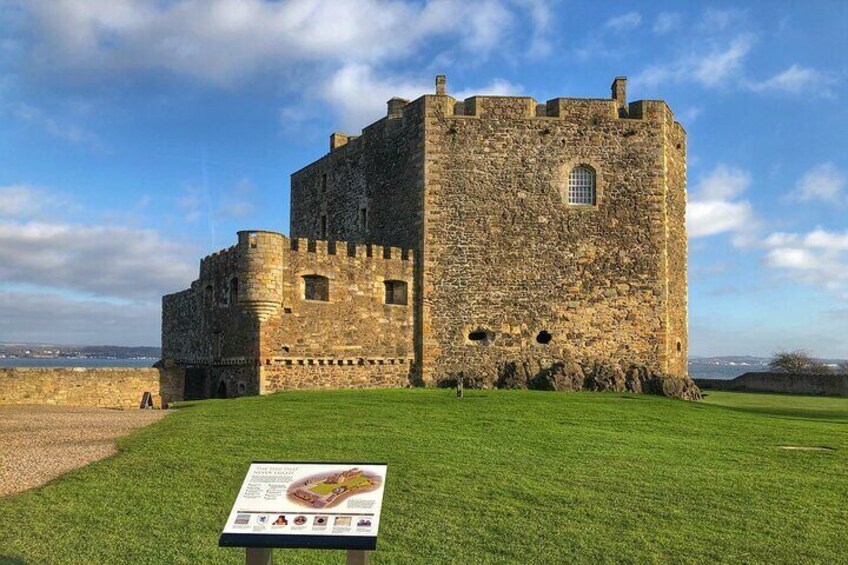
<box><xmin>0</xmin><ymin>183</ymin><xmax>198</xmax><ymax>344</ymax></box>
<box><xmin>0</xmin><ymin>291</ymin><xmax>160</xmax><ymax>346</ymax></box>
<box><xmin>0</xmin><ymin>185</ymin><xmax>44</xmax><ymax>217</ymax></box>
<box><xmin>693</xmin><ymin>36</ymin><xmax>753</xmax><ymax>87</ymax></box>
<box><xmin>804</xmin><ymin>228</ymin><xmax>848</xmax><ymax>251</ymax></box>
<box><xmin>0</xmin><ymin>220</ymin><xmax>196</xmax><ymax>301</ymax></box>
<box><xmin>748</xmin><ymin>64</ymin><xmax>837</xmax><ymax>98</ymax></box>
<box><xmin>791</xmin><ymin>162</ymin><xmax>846</xmax><ymax>204</ymax></box>
<box><xmin>18</xmin><ymin>0</ymin><xmax>537</xmax><ymax>85</ymax></box>
<box><xmin>761</xmin><ymin>227</ymin><xmax>848</xmax><ymax>299</ymax></box>
<box><xmin>687</xmin><ymin>165</ymin><xmax>755</xmax><ymax>239</ymax></box>
<box><xmin>653</xmin><ymin>12</ymin><xmax>680</xmax><ymax>34</ymax></box>
<box><xmin>635</xmin><ymin>35</ymin><xmax>755</xmax><ymax>89</ymax></box>
<box><xmin>694</xmin><ymin>164</ymin><xmax>751</xmax><ymax>200</ymax></box>
<box><xmin>688</xmin><ymin>200</ymin><xmax>754</xmax><ymax>239</ymax></box>
<box><xmin>323</xmin><ymin>64</ymin><xmax>520</xmax><ymax>131</ymax></box>
<box><xmin>605</xmin><ymin>12</ymin><xmax>641</xmax><ymax>32</ymax></box>
<box><xmin>764</xmin><ymin>247</ymin><xmax>820</xmax><ymax>270</ymax></box>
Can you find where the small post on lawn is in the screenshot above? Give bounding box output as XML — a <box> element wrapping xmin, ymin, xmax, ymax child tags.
<box><xmin>347</xmin><ymin>550</ymin><xmax>371</xmax><ymax>565</ymax></box>
<box><xmin>246</xmin><ymin>547</ymin><xmax>273</xmax><ymax>565</ymax></box>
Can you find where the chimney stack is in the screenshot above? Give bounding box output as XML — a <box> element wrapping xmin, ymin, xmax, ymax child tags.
<box><xmin>435</xmin><ymin>75</ymin><xmax>446</xmax><ymax>96</ymax></box>
<box><xmin>611</xmin><ymin>76</ymin><xmax>627</xmax><ymax>116</ymax></box>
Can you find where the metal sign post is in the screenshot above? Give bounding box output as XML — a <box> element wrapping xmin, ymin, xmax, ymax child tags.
<box><xmin>346</xmin><ymin>550</ymin><xmax>371</xmax><ymax>565</ymax></box>
<box><xmin>246</xmin><ymin>547</ymin><xmax>273</xmax><ymax>565</ymax></box>
<box><xmin>220</xmin><ymin>462</ymin><xmax>388</xmax><ymax>564</ymax></box>
<box><xmin>244</xmin><ymin>547</ymin><xmax>370</xmax><ymax>564</ymax></box>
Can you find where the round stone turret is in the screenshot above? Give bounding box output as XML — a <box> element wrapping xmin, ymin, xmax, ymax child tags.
<box><xmin>237</xmin><ymin>230</ymin><xmax>285</xmax><ymax>322</ymax></box>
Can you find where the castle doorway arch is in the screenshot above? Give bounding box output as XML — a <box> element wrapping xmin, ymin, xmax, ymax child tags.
<box><xmin>215</xmin><ymin>380</ymin><xmax>228</xmax><ymax>399</ymax></box>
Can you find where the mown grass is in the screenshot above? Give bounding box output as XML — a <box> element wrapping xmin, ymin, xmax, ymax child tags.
<box><xmin>1</xmin><ymin>389</ymin><xmax>846</xmax><ymax>564</ymax></box>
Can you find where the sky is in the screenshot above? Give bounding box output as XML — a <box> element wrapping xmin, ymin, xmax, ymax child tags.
<box><xmin>0</xmin><ymin>0</ymin><xmax>846</xmax><ymax>358</ymax></box>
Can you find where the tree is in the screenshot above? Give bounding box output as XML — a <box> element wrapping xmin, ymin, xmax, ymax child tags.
<box><xmin>838</xmin><ymin>362</ymin><xmax>848</xmax><ymax>375</ymax></box>
<box><xmin>768</xmin><ymin>350</ymin><xmax>832</xmax><ymax>374</ymax></box>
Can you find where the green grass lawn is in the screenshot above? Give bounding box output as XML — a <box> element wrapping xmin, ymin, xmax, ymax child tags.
<box><xmin>1</xmin><ymin>389</ymin><xmax>847</xmax><ymax>564</ymax></box>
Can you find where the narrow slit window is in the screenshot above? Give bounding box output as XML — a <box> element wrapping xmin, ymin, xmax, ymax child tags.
<box><xmin>228</xmin><ymin>277</ymin><xmax>239</xmax><ymax>306</ymax></box>
<box><xmin>321</xmin><ymin>173</ymin><xmax>327</xmax><ymax>193</ymax></box>
<box><xmin>320</xmin><ymin>214</ymin><xmax>327</xmax><ymax>239</ymax></box>
<box><xmin>384</xmin><ymin>280</ymin><xmax>408</xmax><ymax>305</ymax></box>
<box><xmin>359</xmin><ymin>207</ymin><xmax>368</xmax><ymax>231</ymax></box>
<box><xmin>568</xmin><ymin>165</ymin><xmax>596</xmax><ymax>205</ymax></box>
<box><xmin>303</xmin><ymin>275</ymin><xmax>329</xmax><ymax>302</ymax></box>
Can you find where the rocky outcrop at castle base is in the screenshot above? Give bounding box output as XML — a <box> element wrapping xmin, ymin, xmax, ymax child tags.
<box><xmin>439</xmin><ymin>358</ymin><xmax>702</xmax><ymax>401</ymax></box>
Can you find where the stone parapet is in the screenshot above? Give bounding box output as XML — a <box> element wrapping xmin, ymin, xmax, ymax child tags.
<box><xmin>0</xmin><ymin>367</ymin><xmax>184</xmax><ymax>409</ymax></box>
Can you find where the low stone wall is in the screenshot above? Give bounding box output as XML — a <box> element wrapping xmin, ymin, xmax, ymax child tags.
<box><xmin>0</xmin><ymin>367</ymin><xmax>185</xmax><ymax>409</ymax></box>
<box><xmin>696</xmin><ymin>372</ymin><xmax>848</xmax><ymax>397</ymax></box>
<box><xmin>260</xmin><ymin>360</ymin><xmax>414</xmax><ymax>393</ymax></box>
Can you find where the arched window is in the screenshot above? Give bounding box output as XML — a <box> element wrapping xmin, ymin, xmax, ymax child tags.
<box><xmin>384</xmin><ymin>280</ymin><xmax>408</xmax><ymax>305</ymax></box>
<box><xmin>568</xmin><ymin>165</ymin><xmax>596</xmax><ymax>205</ymax></box>
<box><xmin>303</xmin><ymin>275</ymin><xmax>329</xmax><ymax>301</ymax></box>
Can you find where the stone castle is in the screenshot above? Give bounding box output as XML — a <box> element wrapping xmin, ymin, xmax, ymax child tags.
<box><xmin>162</xmin><ymin>76</ymin><xmax>691</xmax><ymax>399</ymax></box>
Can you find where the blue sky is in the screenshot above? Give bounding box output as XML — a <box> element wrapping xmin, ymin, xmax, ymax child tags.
<box><xmin>0</xmin><ymin>1</ymin><xmax>846</xmax><ymax>357</ymax></box>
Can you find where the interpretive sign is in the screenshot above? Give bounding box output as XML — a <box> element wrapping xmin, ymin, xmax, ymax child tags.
<box><xmin>219</xmin><ymin>462</ymin><xmax>388</xmax><ymax>551</ymax></box>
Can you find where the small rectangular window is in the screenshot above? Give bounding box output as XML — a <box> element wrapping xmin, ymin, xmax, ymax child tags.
<box><xmin>320</xmin><ymin>214</ymin><xmax>327</xmax><ymax>239</ymax></box>
<box><xmin>321</xmin><ymin>173</ymin><xmax>327</xmax><ymax>193</ymax></box>
<box><xmin>384</xmin><ymin>280</ymin><xmax>408</xmax><ymax>305</ymax></box>
<box><xmin>304</xmin><ymin>275</ymin><xmax>329</xmax><ymax>301</ymax></box>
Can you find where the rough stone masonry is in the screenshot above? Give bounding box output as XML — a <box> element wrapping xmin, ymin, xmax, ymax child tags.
<box><xmin>162</xmin><ymin>76</ymin><xmax>697</xmax><ymax>399</ymax></box>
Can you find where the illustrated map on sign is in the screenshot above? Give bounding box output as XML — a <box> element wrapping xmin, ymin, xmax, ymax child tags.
<box><xmin>287</xmin><ymin>468</ymin><xmax>381</xmax><ymax>509</ymax></box>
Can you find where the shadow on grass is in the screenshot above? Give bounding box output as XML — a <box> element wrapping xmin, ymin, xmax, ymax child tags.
<box><xmin>0</xmin><ymin>555</ymin><xmax>27</xmax><ymax>565</ymax></box>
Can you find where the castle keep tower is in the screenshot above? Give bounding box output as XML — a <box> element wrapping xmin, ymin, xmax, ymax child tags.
<box><xmin>163</xmin><ymin>75</ymin><xmax>689</xmax><ymax>397</ymax></box>
<box><xmin>290</xmin><ymin>75</ymin><xmax>688</xmax><ymax>385</ymax></box>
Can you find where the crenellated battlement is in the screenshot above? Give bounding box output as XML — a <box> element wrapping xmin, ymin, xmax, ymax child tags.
<box><xmin>289</xmin><ymin>237</ymin><xmax>413</xmax><ymax>263</ymax></box>
<box><xmin>193</xmin><ymin>232</ymin><xmax>413</xmax><ymax>282</ymax></box>
<box><xmin>321</xmin><ymin>75</ymin><xmax>681</xmax><ymax>159</ymax></box>
<box><xmin>199</xmin><ymin>245</ymin><xmax>237</xmax><ymax>279</ymax></box>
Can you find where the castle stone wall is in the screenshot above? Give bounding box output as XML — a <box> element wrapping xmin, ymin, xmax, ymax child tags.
<box><xmin>697</xmin><ymin>373</ymin><xmax>848</xmax><ymax>397</ymax></box>
<box><xmin>661</xmin><ymin>105</ymin><xmax>689</xmax><ymax>376</ymax></box>
<box><xmin>260</xmin><ymin>237</ymin><xmax>415</xmax><ymax>363</ymax></box>
<box><xmin>161</xmin><ymin>231</ymin><xmax>416</xmax><ymax>396</ymax></box>
<box><xmin>290</xmin><ymin>99</ymin><xmax>426</xmax><ymax>251</ymax></box>
<box><xmin>419</xmin><ymin>93</ymin><xmax>686</xmax><ymax>384</ymax></box>
<box><xmin>260</xmin><ymin>359</ymin><xmax>413</xmax><ymax>392</ymax></box>
<box><xmin>0</xmin><ymin>367</ymin><xmax>184</xmax><ymax>409</ymax></box>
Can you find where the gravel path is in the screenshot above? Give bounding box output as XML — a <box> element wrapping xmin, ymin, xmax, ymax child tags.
<box><xmin>0</xmin><ymin>405</ymin><xmax>166</xmax><ymax>497</ymax></box>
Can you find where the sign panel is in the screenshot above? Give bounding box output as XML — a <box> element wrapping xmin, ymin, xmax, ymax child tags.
<box><xmin>219</xmin><ymin>461</ymin><xmax>388</xmax><ymax>551</ymax></box>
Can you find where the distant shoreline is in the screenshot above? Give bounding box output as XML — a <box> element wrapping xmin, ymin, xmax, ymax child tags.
<box><xmin>0</xmin><ymin>358</ymin><xmax>765</xmax><ymax>380</ymax></box>
<box><xmin>0</xmin><ymin>358</ymin><xmax>156</xmax><ymax>368</ymax></box>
